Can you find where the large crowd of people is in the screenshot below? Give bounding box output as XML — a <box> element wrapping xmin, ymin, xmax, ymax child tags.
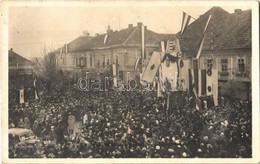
<box><xmin>8</xmin><ymin>82</ymin><xmax>252</xmax><ymax>158</ymax></box>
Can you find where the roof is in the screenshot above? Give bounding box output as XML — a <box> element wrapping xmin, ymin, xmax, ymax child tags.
<box><xmin>178</xmin><ymin>7</ymin><xmax>251</xmax><ymax>55</ymax></box>
<box><xmin>56</xmin><ymin>35</ymin><xmax>93</xmax><ymax>53</ymax></box>
<box><xmin>74</xmin><ymin>25</ymin><xmax>175</xmax><ymax>51</ymax></box>
<box><xmin>9</xmin><ymin>50</ymin><xmax>34</xmax><ymax>67</ymax></box>
<box><xmin>67</xmin><ymin>36</ymin><xmax>93</xmax><ymax>52</ymax></box>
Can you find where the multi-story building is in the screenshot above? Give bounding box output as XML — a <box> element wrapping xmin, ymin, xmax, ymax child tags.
<box><xmin>55</xmin><ymin>33</ymin><xmax>93</xmax><ymax>79</ymax></box>
<box><xmin>58</xmin><ymin>22</ymin><xmax>174</xmax><ymax>83</ymax></box>
<box><xmin>178</xmin><ymin>7</ymin><xmax>251</xmax><ymax>100</ymax></box>
<box><xmin>9</xmin><ymin>49</ymin><xmax>35</xmax><ymax>103</ymax></box>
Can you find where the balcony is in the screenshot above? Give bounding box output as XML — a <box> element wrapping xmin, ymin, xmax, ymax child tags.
<box><xmin>235</xmin><ymin>71</ymin><xmax>249</xmax><ymax>77</ymax></box>
<box><xmin>219</xmin><ymin>71</ymin><xmax>229</xmax><ymax>76</ymax></box>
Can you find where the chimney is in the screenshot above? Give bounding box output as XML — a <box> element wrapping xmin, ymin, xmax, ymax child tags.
<box><xmin>82</xmin><ymin>30</ymin><xmax>90</xmax><ymax>36</ymax></box>
<box><xmin>10</xmin><ymin>48</ymin><xmax>13</xmax><ymax>51</ymax></box>
<box><xmin>128</xmin><ymin>24</ymin><xmax>133</xmax><ymax>28</ymax></box>
<box><xmin>234</xmin><ymin>9</ymin><xmax>242</xmax><ymax>13</ymax></box>
<box><xmin>137</xmin><ymin>22</ymin><xmax>143</xmax><ymax>27</ymax></box>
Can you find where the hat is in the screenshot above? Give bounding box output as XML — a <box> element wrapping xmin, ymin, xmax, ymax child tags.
<box><xmin>172</xmin><ymin>137</ymin><xmax>175</xmax><ymax>142</ymax></box>
<box><xmin>203</xmin><ymin>136</ymin><xmax>209</xmax><ymax>142</ymax></box>
<box><xmin>168</xmin><ymin>148</ymin><xmax>174</xmax><ymax>153</ymax></box>
<box><xmin>182</xmin><ymin>152</ymin><xmax>187</xmax><ymax>157</ymax></box>
<box><xmin>198</xmin><ymin>149</ymin><xmax>202</xmax><ymax>152</ymax></box>
<box><xmin>156</xmin><ymin>145</ymin><xmax>160</xmax><ymax>150</ymax></box>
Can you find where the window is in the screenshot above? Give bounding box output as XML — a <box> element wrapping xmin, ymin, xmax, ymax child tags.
<box><xmin>80</xmin><ymin>57</ymin><xmax>85</xmax><ymax>66</ymax></box>
<box><xmin>103</xmin><ymin>57</ymin><xmax>105</xmax><ymax>66</ymax></box>
<box><xmin>192</xmin><ymin>59</ymin><xmax>198</xmax><ymax>69</ymax></box>
<box><xmin>221</xmin><ymin>59</ymin><xmax>228</xmax><ymax>72</ymax></box>
<box><xmin>238</xmin><ymin>57</ymin><xmax>245</xmax><ymax>72</ymax></box>
<box><xmin>107</xmin><ymin>59</ymin><xmax>109</xmax><ymax>65</ymax></box>
<box><xmin>90</xmin><ymin>56</ymin><xmax>93</xmax><ymax>67</ymax></box>
<box><xmin>116</xmin><ymin>56</ymin><xmax>118</xmax><ymax>65</ymax></box>
<box><xmin>206</xmin><ymin>59</ymin><xmax>213</xmax><ymax>69</ymax></box>
<box><xmin>98</xmin><ymin>59</ymin><xmax>100</xmax><ymax>68</ymax></box>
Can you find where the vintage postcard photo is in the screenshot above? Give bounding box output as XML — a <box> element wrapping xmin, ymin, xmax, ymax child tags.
<box><xmin>1</xmin><ymin>0</ymin><xmax>259</xmax><ymax>163</ymax></box>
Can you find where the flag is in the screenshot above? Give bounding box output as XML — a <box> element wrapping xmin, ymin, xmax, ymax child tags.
<box><xmin>34</xmin><ymin>78</ymin><xmax>39</xmax><ymax>100</ymax></box>
<box><xmin>196</xmin><ymin>14</ymin><xmax>212</xmax><ymax>59</ymax></box>
<box><xmin>198</xmin><ymin>68</ymin><xmax>218</xmax><ymax>106</ymax></box>
<box><xmin>160</xmin><ymin>41</ymin><xmax>167</xmax><ymax>52</ymax></box>
<box><xmin>19</xmin><ymin>89</ymin><xmax>24</xmax><ymax>104</ymax></box>
<box><xmin>189</xmin><ymin>68</ymin><xmax>202</xmax><ymax>110</ymax></box>
<box><xmin>142</xmin><ymin>51</ymin><xmax>164</xmax><ymax>83</ymax></box>
<box><xmin>169</xmin><ymin>38</ymin><xmax>181</xmax><ymax>58</ymax></box>
<box><xmin>104</xmin><ymin>34</ymin><xmax>108</xmax><ymax>45</ymax></box>
<box><xmin>211</xmin><ymin>69</ymin><xmax>218</xmax><ymax>106</ymax></box>
<box><xmin>157</xmin><ymin>79</ymin><xmax>162</xmax><ymax>98</ymax></box>
<box><xmin>181</xmin><ymin>12</ymin><xmax>191</xmax><ymax>35</ymax></box>
<box><xmin>112</xmin><ymin>64</ymin><xmax>117</xmax><ymax>87</ymax></box>
<box><xmin>157</xmin><ymin>52</ymin><xmax>163</xmax><ymax>97</ymax></box>
<box><xmin>179</xmin><ymin>59</ymin><xmax>189</xmax><ymax>91</ymax></box>
<box><xmin>206</xmin><ymin>69</ymin><xmax>213</xmax><ymax>96</ymax></box>
<box><xmin>140</xmin><ymin>25</ymin><xmax>147</xmax><ymax>60</ymax></box>
<box><xmin>198</xmin><ymin>69</ymin><xmax>207</xmax><ymax>97</ymax></box>
<box><xmin>134</xmin><ymin>58</ymin><xmax>141</xmax><ymax>71</ymax></box>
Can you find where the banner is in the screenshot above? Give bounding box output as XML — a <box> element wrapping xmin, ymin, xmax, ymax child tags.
<box><xmin>142</xmin><ymin>51</ymin><xmax>164</xmax><ymax>83</ymax></box>
<box><xmin>140</xmin><ymin>25</ymin><xmax>147</xmax><ymax>60</ymax></box>
<box><xmin>34</xmin><ymin>78</ymin><xmax>39</xmax><ymax>100</ymax></box>
<box><xmin>19</xmin><ymin>89</ymin><xmax>24</xmax><ymax>104</ymax></box>
<box><xmin>112</xmin><ymin>64</ymin><xmax>117</xmax><ymax>87</ymax></box>
<box><xmin>134</xmin><ymin>58</ymin><xmax>141</xmax><ymax>71</ymax></box>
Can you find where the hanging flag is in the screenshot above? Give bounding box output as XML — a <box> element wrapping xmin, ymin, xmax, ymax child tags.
<box><xmin>19</xmin><ymin>89</ymin><xmax>25</xmax><ymax>104</ymax></box>
<box><xmin>179</xmin><ymin>59</ymin><xmax>189</xmax><ymax>91</ymax></box>
<box><xmin>134</xmin><ymin>58</ymin><xmax>141</xmax><ymax>71</ymax></box>
<box><xmin>140</xmin><ymin>25</ymin><xmax>147</xmax><ymax>60</ymax></box>
<box><xmin>112</xmin><ymin>64</ymin><xmax>117</xmax><ymax>87</ymax></box>
<box><xmin>181</xmin><ymin>12</ymin><xmax>191</xmax><ymax>35</ymax></box>
<box><xmin>157</xmin><ymin>52</ymin><xmax>163</xmax><ymax>98</ymax></box>
<box><xmin>160</xmin><ymin>41</ymin><xmax>167</xmax><ymax>52</ymax></box>
<box><xmin>157</xmin><ymin>79</ymin><xmax>162</xmax><ymax>98</ymax></box>
<box><xmin>142</xmin><ymin>51</ymin><xmax>164</xmax><ymax>83</ymax></box>
<box><xmin>206</xmin><ymin>69</ymin><xmax>213</xmax><ymax>96</ymax></box>
<box><xmin>198</xmin><ymin>69</ymin><xmax>207</xmax><ymax>97</ymax></box>
<box><xmin>189</xmin><ymin>68</ymin><xmax>202</xmax><ymax>110</ymax></box>
<box><xmin>196</xmin><ymin>14</ymin><xmax>212</xmax><ymax>59</ymax></box>
<box><xmin>211</xmin><ymin>69</ymin><xmax>218</xmax><ymax>106</ymax></box>
<box><xmin>104</xmin><ymin>34</ymin><xmax>108</xmax><ymax>45</ymax></box>
<box><xmin>33</xmin><ymin>78</ymin><xmax>39</xmax><ymax>100</ymax></box>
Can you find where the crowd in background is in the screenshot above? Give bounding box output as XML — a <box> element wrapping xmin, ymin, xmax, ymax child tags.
<box><xmin>8</xmin><ymin>84</ymin><xmax>252</xmax><ymax>158</ymax></box>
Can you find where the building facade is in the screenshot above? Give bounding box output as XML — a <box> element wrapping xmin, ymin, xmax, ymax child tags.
<box><xmin>179</xmin><ymin>7</ymin><xmax>251</xmax><ymax>100</ymax></box>
<box><xmin>9</xmin><ymin>49</ymin><xmax>35</xmax><ymax>103</ymax></box>
<box><xmin>57</xmin><ymin>23</ymin><xmax>174</xmax><ymax>84</ymax></box>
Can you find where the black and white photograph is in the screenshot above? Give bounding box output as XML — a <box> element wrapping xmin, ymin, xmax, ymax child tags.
<box><xmin>1</xmin><ymin>0</ymin><xmax>259</xmax><ymax>163</ymax></box>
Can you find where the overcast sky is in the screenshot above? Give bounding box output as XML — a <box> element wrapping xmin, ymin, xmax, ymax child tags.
<box><xmin>7</xmin><ymin>2</ymin><xmax>252</xmax><ymax>59</ymax></box>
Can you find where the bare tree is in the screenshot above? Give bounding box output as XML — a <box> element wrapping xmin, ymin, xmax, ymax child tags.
<box><xmin>39</xmin><ymin>45</ymin><xmax>63</xmax><ymax>92</ymax></box>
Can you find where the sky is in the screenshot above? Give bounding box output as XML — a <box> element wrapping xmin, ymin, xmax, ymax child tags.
<box><xmin>7</xmin><ymin>1</ymin><xmax>252</xmax><ymax>60</ymax></box>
